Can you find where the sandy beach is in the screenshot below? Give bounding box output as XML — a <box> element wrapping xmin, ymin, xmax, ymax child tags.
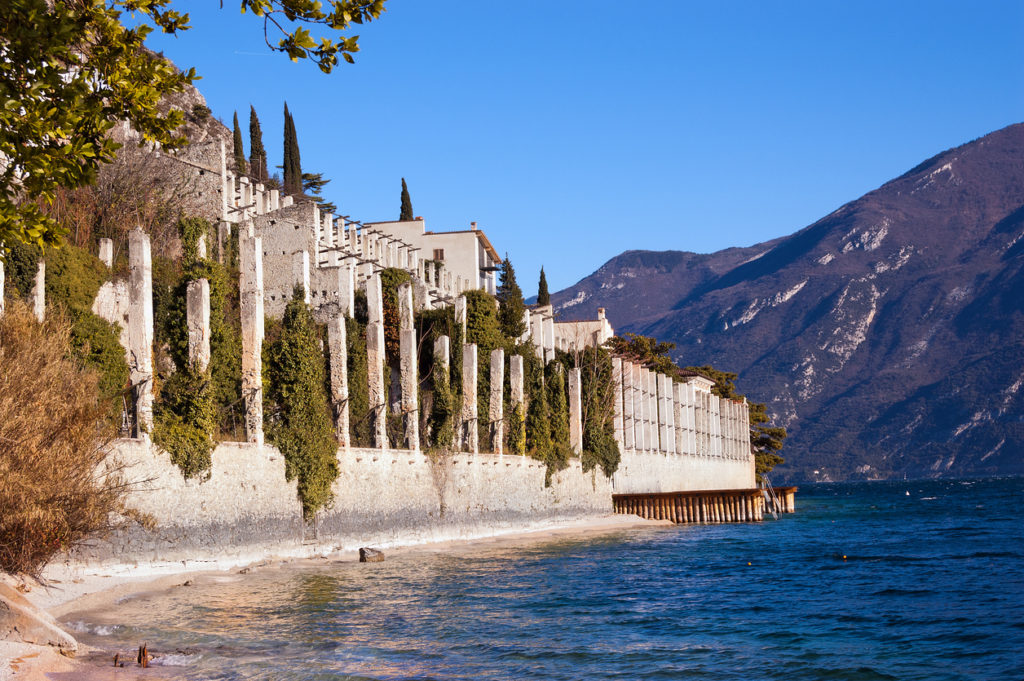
<box><xmin>2</xmin><ymin>514</ymin><xmax>668</xmax><ymax>680</ymax></box>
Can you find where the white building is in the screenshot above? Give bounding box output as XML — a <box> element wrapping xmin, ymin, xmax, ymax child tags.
<box><xmin>366</xmin><ymin>219</ymin><xmax>502</xmax><ymax>294</ymax></box>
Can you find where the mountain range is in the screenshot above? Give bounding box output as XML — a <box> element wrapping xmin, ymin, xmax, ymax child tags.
<box><xmin>551</xmin><ymin>123</ymin><xmax>1024</xmax><ymax>482</ymax></box>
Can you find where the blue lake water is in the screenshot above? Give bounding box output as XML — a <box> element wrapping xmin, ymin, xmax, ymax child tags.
<box><xmin>67</xmin><ymin>477</ymin><xmax>1024</xmax><ymax>680</ymax></box>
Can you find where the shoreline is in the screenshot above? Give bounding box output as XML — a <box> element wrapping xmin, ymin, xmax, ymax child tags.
<box><xmin>3</xmin><ymin>513</ymin><xmax>668</xmax><ymax>680</ymax></box>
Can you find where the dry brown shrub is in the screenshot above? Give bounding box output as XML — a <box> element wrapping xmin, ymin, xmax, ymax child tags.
<box><xmin>0</xmin><ymin>301</ymin><xmax>129</xmax><ymax>576</ymax></box>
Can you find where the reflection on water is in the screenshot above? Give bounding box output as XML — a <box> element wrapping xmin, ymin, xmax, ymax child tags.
<box><xmin>67</xmin><ymin>478</ymin><xmax>1024</xmax><ymax>680</ymax></box>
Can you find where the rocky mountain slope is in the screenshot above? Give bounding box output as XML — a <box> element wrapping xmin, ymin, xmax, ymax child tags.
<box><xmin>552</xmin><ymin>123</ymin><xmax>1024</xmax><ymax>481</ymax></box>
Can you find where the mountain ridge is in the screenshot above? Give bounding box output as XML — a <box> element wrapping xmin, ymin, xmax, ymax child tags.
<box><xmin>552</xmin><ymin>122</ymin><xmax>1024</xmax><ymax>482</ymax></box>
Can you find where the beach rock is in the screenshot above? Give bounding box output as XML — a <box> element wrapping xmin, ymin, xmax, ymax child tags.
<box><xmin>359</xmin><ymin>548</ymin><xmax>384</xmax><ymax>563</ymax></box>
<box><xmin>0</xmin><ymin>583</ymin><xmax>78</xmax><ymax>653</ymax></box>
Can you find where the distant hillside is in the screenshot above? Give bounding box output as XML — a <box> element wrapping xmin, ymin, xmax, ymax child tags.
<box><xmin>552</xmin><ymin>123</ymin><xmax>1024</xmax><ymax>482</ymax></box>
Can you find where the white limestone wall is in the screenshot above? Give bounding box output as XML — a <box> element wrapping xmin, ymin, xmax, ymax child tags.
<box><xmin>612</xmin><ymin>449</ymin><xmax>755</xmax><ymax>494</ymax></box>
<box><xmin>79</xmin><ymin>440</ymin><xmax>613</xmax><ymax>568</ymax></box>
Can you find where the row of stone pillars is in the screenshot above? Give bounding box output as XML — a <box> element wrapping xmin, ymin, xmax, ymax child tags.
<box><xmin>609</xmin><ymin>358</ymin><xmax>751</xmax><ymax>459</ymax></box>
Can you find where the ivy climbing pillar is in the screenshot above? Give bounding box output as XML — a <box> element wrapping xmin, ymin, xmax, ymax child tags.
<box><xmin>455</xmin><ymin>295</ymin><xmax>467</xmax><ymax>336</ymax></box>
<box><xmin>366</xmin><ymin>273</ymin><xmax>387</xmax><ymax>449</ymax></box>
<box><xmin>240</xmin><ymin>234</ymin><xmax>265</xmax><ymax>446</ymax></box>
<box><xmin>489</xmin><ymin>347</ymin><xmax>504</xmax><ymax>455</ymax></box>
<box><xmin>398</xmin><ymin>282</ymin><xmax>419</xmax><ymax>451</ymax></box>
<box><xmin>568</xmin><ymin>367</ymin><xmax>582</xmax><ymax>455</ymax></box>
<box><xmin>461</xmin><ymin>343</ymin><xmax>478</xmax><ymax>453</ymax></box>
<box><xmin>128</xmin><ymin>228</ymin><xmax>154</xmax><ymax>437</ymax></box>
<box><xmin>186</xmin><ymin>278</ymin><xmax>211</xmax><ymax>372</ymax></box>
<box><xmin>328</xmin><ymin>315</ymin><xmax>350</xmax><ymax>448</ymax></box>
<box><xmin>31</xmin><ymin>260</ymin><xmax>45</xmax><ymax>322</ymax></box>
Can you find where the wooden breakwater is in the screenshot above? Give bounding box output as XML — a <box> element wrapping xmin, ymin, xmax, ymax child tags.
<box><xmin>612</xmin><ymin>487</ymin><xmax>797</xmax><ymax>524</ymax></box>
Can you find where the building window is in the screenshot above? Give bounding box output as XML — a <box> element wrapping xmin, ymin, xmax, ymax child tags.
<box><xmin>433</xmin><ymin>248</ymin><xmax>445</xmax><ymax>261</ymax></box>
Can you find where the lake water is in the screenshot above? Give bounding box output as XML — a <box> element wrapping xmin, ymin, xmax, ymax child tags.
<box><xmin>67</xmin><ymin>477</ymin><xmax>1024</xmax><ymax>680</ymax></box>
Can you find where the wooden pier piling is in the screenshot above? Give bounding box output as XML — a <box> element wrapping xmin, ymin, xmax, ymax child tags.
<box><xmin>612</xmin><ymin>488</ymin><xmax>792</xmax><ymax>524</ymax></box>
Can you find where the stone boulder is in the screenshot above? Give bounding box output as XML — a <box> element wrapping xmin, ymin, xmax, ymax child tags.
<box><xmin>0</xmin><ymin>583</ymin><xmax>78</xmax><ymax>653</ymax></box>
<box><xmin>359</xmin><ymin>547</ymin><xmax>384</xmax><ymax>563</ymax></box>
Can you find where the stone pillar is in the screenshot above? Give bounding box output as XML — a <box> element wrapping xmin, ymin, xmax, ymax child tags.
<box><xmin>424</xmin><ymin>260</ymin><xmax>434</xmax><ymax>286</ymax></box>
<box><xmin>186</xmin><ymin>278</ymin><xmax>211</xmax><ymax>372</ymax></box>
<box><xmin>455</xmin><ymin>295</ymin><xmax>467</xmax><ymax>336</ymax></box>
<box><xmin>510</xmin><ymin>355</ymin><xmax>524</xmax><ymax>407</ymax></box>
<box><xmin>531</xmin><ymin>309</ymin><xmax>545</xmax><ymax>360</ymax></box>
<box><xmin>413</xmin><ymin>277</ymin><xmax>429</xmax><ymax>311</ymax></box>
<box><xmin>128</xmin><ymin>229</ymin><xmax>154</xmax><ymax>436</ymax></box>
<box><xmin>611</xmin><ymin>357</ymin><xmax>625</xmax><ymax>451</ymax></box>
<box><xmin>366</xmin><ymin>272</ymin><xmax>383</xmax><ymax>325</ymax></box>
<box><xmin>461</xmin><ymin>343</ymin><xmax>478</xmax><ymax>453</ymax></box>
<box><xmin>367</xmin><ymin>319</ymin><xmax>387</xmax><ymax>449</ymax></box>
<box><xmin>293</xmin><ymin>250</ymin><xmax>310</xmax><ymax>304</ymax></box>
<box><xmin>219</xmin><ymin>140</ymin><xmax>230</xmax><ymax>221</ymax></box>
<box><xmin>520</xmin><ymin>308</ymin><xmax>531</xmax><ymax>344</ymax></box>
<box><xmin>240</xmin><ymin>235</ymin><xmax>265</xmax><ymax>445</ymax></box>
<box><xmin>338</xmin><ymin>258</ymin><xmax>355</xmax><ymax>318</ymax></box>
<box><xmin>30</xmin><ymin>260</ymin><xmax>45</xmax><ymax>322</ymax></box>
<box><xmin>542</xmin><ymin>306</ymin><xmax>555</xmax><ymax>363</ymax></box>
<box><xmin>662</xmin><ymin>375</ymin><xmax>676</xmax><ymax>455</ymax></box>
<box><xmin>632</xmin><ymin>364</ymin><xmax>645</xmax><ymax>451</ymax></box>
<box><xmin>673</xmin><ymin>382</ymin><xmax>686</xmax><ymax>456</ymax></box>
<box><xmin>646</xmin><ymin>369</ymin><xmax>659</xmax><ymax>451</ymax></box>
<box><xmin>568</xmin><ymin>367</ymin><xmax>582</xmax><ymax>455</ymax></box>
<box><xmin>398</xmin><ymin>282</ymin><xmax>419</xmax><ymax>451</ymax></box>
<box><xmin>710</xmin><ymin>394</ymin><xmax>721</xmax><ymax>457</ymax></box>
<box><xmin>98</xmin><ymin>238</ymin><xmax>113</xmax><ymax>268</ymax></box>
<box><xmin>621</xmin><ymin>361</ymin><xmax>635</xmax><ymax>451</ymax></box>
<box><xmin>197</xmin><ymin>233</ymin><xmax>208</xmax><ymax>260</ymax></box>
<box><xmin>328</xmin><ymin>315</ymin><xmax>350</xmax><ymax>448</ymax></box>
<box><xmin>489</xmin><ymin>347</ymin><xmax>504</xmax><ymax>454</ymax></box>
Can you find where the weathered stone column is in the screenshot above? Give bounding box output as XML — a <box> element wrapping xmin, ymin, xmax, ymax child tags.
<box><xmin>219</xmin><ymin>140</ymin><xmax>230</xmax><ymax>222</ymax></box>
<box><xmin>398</xmin><ymin>282</ymin><xmax>419</xmax><ymax>451</ymax></box>
<box><xmin>128</xmin><ymin>229</ymin><xmax>154</xmax><ymax>436</ymax></box>
<box><xmin>461</xmin><ymin>343</ymin><xmax>478</xmax><ymax>453</ymax></box>
<box><xmin>531</xmin><ymin>309</ymin><xmax>545</xmax><ymax>360</ymax></box>
<box><xmin>98</xmin><ymin>238</ymin><xmax>113</xmax><ymax>268</ymax></box>
<box><xmin>621</xmin><ymin>361</ymin><xmax>635</xmax><ymax>451</ymax></box>
<box><xmin>646</xmin><ymin>369</ymin><xmax>659</xmax><ymax>451</ymax></box>
<box><xmin>455</xmin><ymin>294</ymin><xmax>467</xmax><ymax>335</ymax></box>
<box><xmin>710</xmin><ymin>394</ymin><xmax>722</xmax><ymax>457</ymax></box>
<box><xmin>413</xmin><ymin>277</ymin><xmax>430</xmax><ymax>311</ymax></box>
<box><xmin>328</xmin><ymin>315</ymin><xmax>350</xmax><ymax>448</ymax></box>
<box><xmin>489</xmin><ymin>347</ymin><xmax>504</xmax><ymax>454</ymax></box>
<box><xmin>186</xmin><ymin>278</ymin><xmax>211</xmax><ymax>372</ymax></box>
<box><xmin>31</xmin><ymin>260</ymin><xmax>45</xmax><ymax>322</ymax></box>
<box><xmin>673</xmin><ymin>382</ymin><xmax>687</xmax><ymax>456</ymax></box>
<box><xmin>520</xmin><ymin>308</ymin><xmax>531</xmax><ymax>344</ymax></box>
<box><xmin>612</xmin><ymin>357</ymin><xmax>625</xmax><ymax>451</ymax></box>
<box><xmin>510</xmin><ymin>354</ymin><xmax>524</xmax><ymax>408</ymax></box>
<box><xmin>569</xmin><ymin>367</ymin><xmax>582</xmax><ymax>455</ymax></box>
<box><xmin>240</xmin><ymin>235</ymin><xmax>265</xmax><ymax>445</ymax></box>
<box><xmin>338</xmin><ymin>258</ymin><xmax>355</xmax><ymax>318</ymax></box>
<box><xmin>632</xmin><ymin>364</ymin><xmax>645</xmax><ymax>451</ymax></box>
<box><xmin>293</xmin><ymin>250</ymin><xmax>310</xmax><ymax>304</ymax></box>
<box><xmin>663</xmin><ymin>375</ymin><xmax>676</xmax><ymax>455</ymax></box>
<box><xmin>366</xmin><ymin>273</ymin><xmax>387</xmax><ymax>449</ymax></box>
<box><xmin>542</xmin><ymin>305</ymin><xmax>555</xmax><ymax>363</ymax></box>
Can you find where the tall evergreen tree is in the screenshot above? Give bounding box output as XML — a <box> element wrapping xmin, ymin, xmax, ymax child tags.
<box><xmin>399</xmin><ymin>177</ymin><xmax>414</xmax><ymax>221</ymax></box>
<box><xmin>496</xmin><ymin>254</ymin><xmax>527</xmax><ymax>338</ymax></box>
<box><xmin>282</xmin><ymin>102</ymin><xmax>302</xmax><ymax>195</ymax></box>
<box><xmin>248</xmin><ymin>105</ymin><xmax>268</xmax><ymax>183</ymax></box>
<box><xmin>231</xmin><ymin>112</ymin><xmax>246</xmax><ymax>176</ymax></box>
<box><xmin>537</xmin><ymin>267</ymin><xmax>550</xmax><ymax>306</ymax></box>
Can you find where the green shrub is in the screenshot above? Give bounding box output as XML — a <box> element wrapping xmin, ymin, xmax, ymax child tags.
<box><xmin>43</xmin><ymin>242</ymin><xmax>107</xmax><ymax>312</ymax></box>
<box><xmin>507</xmin><ymin>402</ymin><xmax>526</xmax><ymax>456</ymax></box>
<box><xmin>573</xmin><ymin>346</ymin><xmax>621</xmax><ymax>477</ymax></box>
<box><xmin>265</xmin><ymin>292</ymin><xmax>338</xmax><ymax>517</ymax></box>
<box><xmin>69</xmin><ymin>311</ymin><xmax>129</xmax><ymax>415</ymax></box>
<box><xmin>4</xmin><ymin>240</ymin><xmax>42</xmax><ymax>299</ymax></box>
<box><xmin>346</xmin><ymin>316</ymin><xmax>371</xmax><ymax>447</ymax></box>
<box><xmin>153</xmin><ymin>366</ymin><xmax>216</xmax><ymax>479</ymax></box>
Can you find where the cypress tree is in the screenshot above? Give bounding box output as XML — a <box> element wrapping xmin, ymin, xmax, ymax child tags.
<box><xmin>399</xmin><ymin>177</ymin><xmax>414</xmax><ymax>221</ymax></box>
<box><xmin>231</xmin><ymin>112</ymin><xmax>246</xmax><ymax>176</ymax></box>
<box><xmin>496</xmin><ymin>254</ymin><xmax>526</xmax><ymax>339</ymax></box>
<box><xmin>248</xmin><ymin>105</ymin><xmax>268</xmax><ymax>183</ymax></box>
<box><xmin>283</xmin><ymin>102</ymin><xmax>302</xmax><ymax>195</ymax></box>
<box><xmin>525</xmin><ymin>365</ymin><xmax>551</xmax><ymax>459</ymax></box>
<box><xmin>537</xmin><ymin>267</ymin><xmax>550</xmax><ymax>306</ymax></box>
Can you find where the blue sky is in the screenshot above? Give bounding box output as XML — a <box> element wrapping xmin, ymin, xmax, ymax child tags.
<box><xmin>142</xmin><ymin>1</ymin><xmax>1023</xmax><ymax>293</ymax></box>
